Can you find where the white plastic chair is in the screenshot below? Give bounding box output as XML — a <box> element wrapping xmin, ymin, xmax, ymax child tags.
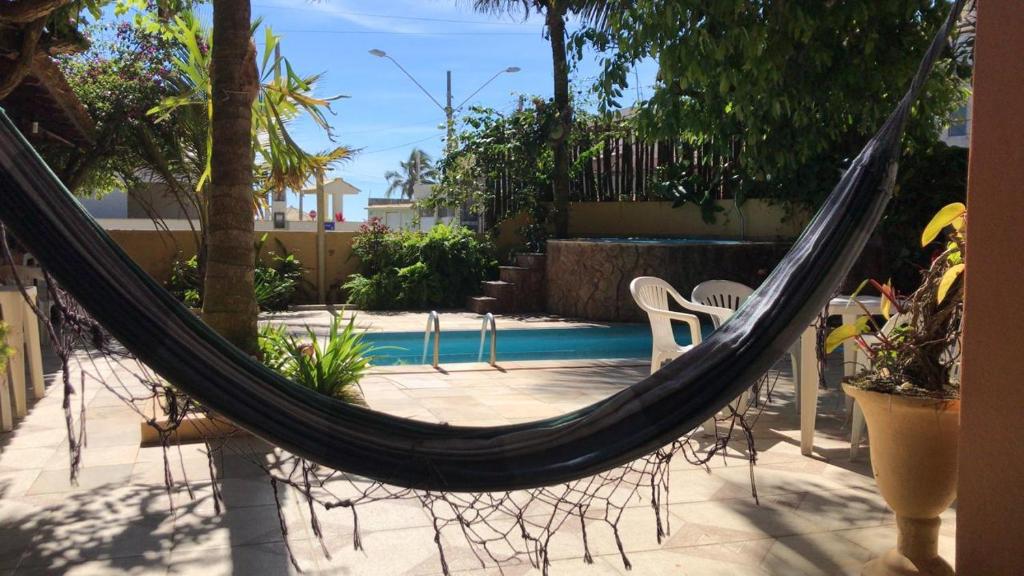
<box><xmin>692</xmin><ymin>280</ymin><xmax>803</xmax><ymax>410</ymax></box>
<box><xmin>630</xmin><ymin>277</ymin><xmax>734</xmax><ymax>434</ymax></box>
<box><xmin>692</xmin><ymin>278</ymin><xmax>802</xmax><ymax>407</ymax></box>
<box><xmin>690</xmin><ymin>280</ymin><xmax>753</xmax><ymax>326</ymax></box>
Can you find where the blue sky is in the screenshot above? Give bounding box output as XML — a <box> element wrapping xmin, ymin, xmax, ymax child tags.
<box><xmin>168</xmin><ymin>1</ymin><xmax>658</xmax><ymax>220</ymax></box>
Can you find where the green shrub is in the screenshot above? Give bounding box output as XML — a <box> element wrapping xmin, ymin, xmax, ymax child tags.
<box><xmin>254</xmin><ymin>266</ymin><xmax>297</xmax><ymax>311</ymax></box>
<box><xmin>396</xmin><ymin>262</ymin><xmax>444</xmax><ymax>309</ymax></box>
<box><xmin>167</xmin><ymin>241</ymin><xmax>305</xmax><ymax>311</ymax></box>
<box><xmin>168</xmin><ymin>254</ymin><xmax>201</xmax><ymax>306</ymax></box>
<box><xmin>258</xmin><ymin>316</ymin><xmax>374</xmax><ymax>404</ymax></box>
<box><xmin>350</xmin><ymin>217</ymin><xmax>401</xmax><ymax>275</ymax></box>
<box><xmin>344</xmin><ymin>220</ymin><xmax>497</xmax><ymax>310</ymax></box>
<box><xmin>342</xmin><ymin>271</ymin><xmax>402</xmax><ymax>310</ymax></box>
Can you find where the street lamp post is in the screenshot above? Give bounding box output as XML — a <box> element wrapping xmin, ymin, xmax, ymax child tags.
<box><xmin>369</xmin><ymin>49</ymin><xmax>519</xmax><ymax>152</ymax></box>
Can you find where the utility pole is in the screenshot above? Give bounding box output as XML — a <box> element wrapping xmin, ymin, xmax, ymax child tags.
<box><xmin>271</xmin><ymin>44</ymin><xmax>287</xmax><ymax>229</ymax></box>
<box><xmin>368</xmin><ymin>50</ymin><xmax>520</xmax><ymax>232</ymax></box>
<box><xmin>445</xmin><ymin>70</ymin><xmax>454</xmax><ymax>153</ymax></box>
<box><xmin>315</xmin><ymin>172</ymin><xmax>327</xmax><ymax>304</ymax></box>
<box><xmin>369</xmin><ymin>50</ymin><xmax>517</xmax><ymax>153</ymax></box>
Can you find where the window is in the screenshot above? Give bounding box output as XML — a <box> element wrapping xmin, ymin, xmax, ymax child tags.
<box><xmin>947</xmin><ymin>105</ymin><xmax>969</xmax><ymax>138</ymax></box>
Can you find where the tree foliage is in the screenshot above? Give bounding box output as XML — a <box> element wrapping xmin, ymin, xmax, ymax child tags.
<box><xmin>577</xmin><ymin>0</ymin><xmax>971</xmax><ymax>209</ymax></box>
<box><xmin>384</xmin><ymin>149</ymin><xmax>438</xmax><ymax>200</ymax></box>
<box><xmin>55</xmin><ymin>21</ymin><xmax>181</xmax><ymax>195</ymax></box>
<box><xmin>429</xmin><ymin>97</ymin><xmax>611</xmax><ymax>249</ymax></box>
<box><xmin>148</xmin><ymin>12</ymin><xmax>353</xmax><ymax>204</ymax></box>
<box><xmin>344</xmin><ymin>221</ymin><xmax>497</xmax><ymax>310</ymax></box>
<box><xmin>467</xmin><ymin>0</ymin><xmax>619</xmax><ymax>237</ymax></box>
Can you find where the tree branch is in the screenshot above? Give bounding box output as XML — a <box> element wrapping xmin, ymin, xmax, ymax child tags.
<box><xmin>0</xmin><ymin>17</ymin><xmax>45</xmax><ymax>100</ymax></box>
<box><xmin>0</xmin><ymin>0</ymin><xmax>70</xmax><ymax>24</ymax></box>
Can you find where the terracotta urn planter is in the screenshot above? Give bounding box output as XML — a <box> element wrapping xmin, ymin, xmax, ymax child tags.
<box><xmin>843</xmin><ymin>384</ymin><xmax>960</xmax><ymax>576</ymax></box>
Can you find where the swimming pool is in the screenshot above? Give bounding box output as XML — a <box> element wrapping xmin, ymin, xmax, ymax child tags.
<box><xmin>362</xmin><ymin>324</ymin><xmax>709</xmax><ymax>366</ymax></box>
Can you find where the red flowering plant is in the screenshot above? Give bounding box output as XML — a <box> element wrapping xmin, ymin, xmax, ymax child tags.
<box><xmin>827</xmin><ymin>203</ymin><xmax>966</xmax><ymax>398</ymax></box>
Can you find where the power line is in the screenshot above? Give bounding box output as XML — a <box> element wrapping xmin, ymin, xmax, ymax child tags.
<box><xmin>358</xmin><ymin>132</ymin><xmax>445</xmax><ymax>155</ymax></box>
<box><xmin>250</xmin><ymin>4</ymin><xmax>530</xmax><ymax>27</ymax></box>
<box><xmin>339</xmin><ymin>121</ymin><xmax>443</xmax><ymax>136</ymax></box>
<box><xmin>275</xmin><ymin>29</ymin><xmax>537</xmax><ymax>36</ymax></box>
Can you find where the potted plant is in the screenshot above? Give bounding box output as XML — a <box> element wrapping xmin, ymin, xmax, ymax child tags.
<box><xmin>827</xmin><ymin>202</ymin><xmax>965</xmax><ymax>576</ymax></box>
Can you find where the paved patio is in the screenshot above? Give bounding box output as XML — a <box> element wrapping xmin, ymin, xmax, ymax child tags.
<box><xmin>0</xmin><ymin>311</ymin><xmax>956</xmax><ymax>575</ymax></box>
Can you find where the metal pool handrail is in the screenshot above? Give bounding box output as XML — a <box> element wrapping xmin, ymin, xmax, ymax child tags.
<box><xmin>422</xmin><ymin>311</ymin><xmax>440</xmax><ymax>368</ymax></box>
<box><xmin>478</xmin><ymin>313</ymin><xmax>497</xmax><ymax>366</ymax></box>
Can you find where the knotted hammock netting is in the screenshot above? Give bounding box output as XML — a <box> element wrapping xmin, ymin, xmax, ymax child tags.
<box><xmin>0</xmin><ymin>2</ymin><xmax>963</xmax><ymax>573</ymax></box>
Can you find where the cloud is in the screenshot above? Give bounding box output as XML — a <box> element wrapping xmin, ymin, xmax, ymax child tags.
<box><xmin>255</xmin><ymin>0</ymin><xmax>427</xmax><ymax>33</ymax></box>
<box><xmin>252</xmin><ymin>0</ymin><xmax>538</xmax><ymax>34</ymax></box>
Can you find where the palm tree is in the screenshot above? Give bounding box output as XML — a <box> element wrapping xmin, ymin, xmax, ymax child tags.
<box><xmin>151</xmin><ymin>10</ymin><xmax>351</xmax><ymax>354</ymax></box>
<box><xmin>468</xmin><ymin>0</ymin><xmax>617</xmax><ymax>238</ymax></box>
<box><xmin>204</xmin><ymin>0</ymin><xmax>260</xmax><ymax>354</ymax></box>
<box><xmin>385</xmin><ymin>149</ymin><xmax>438</xmax><ymax>200</ymax></box>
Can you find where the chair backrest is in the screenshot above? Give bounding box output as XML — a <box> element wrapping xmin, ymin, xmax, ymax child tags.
<box><xmin>630</xmin><ymin>276</ymin><xmax>682</xmax><ymax>348</ymax></box>
<box><xmin>691</xmin><ymin>279</ymin><xmax>754</xmax><ymax>311</ymax></box>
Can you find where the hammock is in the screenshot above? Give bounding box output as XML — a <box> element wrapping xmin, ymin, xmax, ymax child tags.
<box><xmin>0</xmin><ymin>3</ymin><xmax>961</xmax><ymax>493</ymax></box>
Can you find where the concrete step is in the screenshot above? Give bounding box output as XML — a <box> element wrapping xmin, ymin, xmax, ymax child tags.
<box><xmin>499</xmin><ymin>266</ymin><xmax>532</xmax><ymax>284</ymax></box>
<box><xmin>498</xmin><ymin>266</ymin><xmax>544</xmax><ymax>312</ymax></box>
<box><xmin>482</xmin><ymin>280</ymin><xmax>516</xmax><ymax>303</ymax></box>
<box><xmin>467</xmin><ymin>296</ymin><xmax>500</xmax><ymax>315</ymax></box>
<box><xmin>515</xmin><ymin>252</ymin><xmax>547</xmax><ymax>271</ymax></box>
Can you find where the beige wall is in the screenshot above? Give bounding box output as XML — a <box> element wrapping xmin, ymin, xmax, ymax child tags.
<box><xmin>110</xmin><ymin>199</ymin><xmax>804</xmax><ymax>300</ymax></box>
<box><xmin>568</xmin><ymin>200</ymin><xmax>808</xmax><ymax>240</ymax></box>
<box><xmin>494</xmin><ymin>200</ymin><xmax>809</xmax><ymax>253</ymax></box>
<box><xmin>106</xmin><ymin>229</ymin><xmax>360</xmax><ymax>304</ymax></box>
<box><xmin>957</xmin><ymin>2</ymin><xmax>1024</xmax><ymax>573</ymax></box>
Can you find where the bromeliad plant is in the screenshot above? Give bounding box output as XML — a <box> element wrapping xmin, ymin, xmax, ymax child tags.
<box><xmin>826</xmin><ymin>202</ymin><xmax>966</xmax><ymax>398</ymax></box>
<box><xmin>258</xmin><ymin>316</ymin><xmax>376</xmax><ymax>405</ymax></box>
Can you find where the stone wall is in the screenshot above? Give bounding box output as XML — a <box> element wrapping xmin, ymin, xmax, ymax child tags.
<box><xmin>546</xmin><ymin>239</ymin><xmax>886</xmax><ymax>322</ymax></box>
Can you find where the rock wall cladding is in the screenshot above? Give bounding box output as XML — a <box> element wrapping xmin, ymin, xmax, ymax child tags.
<box><xmin>545</xmin><ymin>240</ymin><xmax>792</xmax><ymax>322</ymax></box>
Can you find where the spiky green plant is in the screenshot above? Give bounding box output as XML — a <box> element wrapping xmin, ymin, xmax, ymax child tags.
<box><xmin>258</xmin><ymin>317</ymin><xmax>375</xmax><ymax>404</ymax></box>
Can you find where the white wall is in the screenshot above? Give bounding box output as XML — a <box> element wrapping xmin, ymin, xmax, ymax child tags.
<box><xmin>78</xmin><ymin>191</ymin><xmax>127</xmax><ymax>218</ymax></box>
<box><xmin>95</xmin><ymin>218</ymin><xmax>364</xmax><ymax>233</ymax></box>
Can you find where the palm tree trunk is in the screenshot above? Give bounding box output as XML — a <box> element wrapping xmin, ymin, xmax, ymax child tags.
<box><xmin>546</xmin><ymin>5</ymin><xmax>572</xmax><ymax>238</ymax></box>
<box><xmin>203</xmin><ymin>0</ymin><xmax>259</xmax><ymax>355</ymax></box>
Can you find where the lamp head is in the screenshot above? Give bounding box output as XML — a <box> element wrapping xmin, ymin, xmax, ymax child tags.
<box><xmin>369</xmin><ymin>49</ymin><xmax>387</xmax><ymax>58</ymax></box>
<box><xmin>506</xmin><ymin>66</ymin><xmax>521</xmax><ymax>73</ymax></box>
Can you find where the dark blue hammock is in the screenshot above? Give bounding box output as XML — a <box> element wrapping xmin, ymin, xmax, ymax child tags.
<box><xmin>0</xmin><ymin>2</ymin><xmax>962</xmax><ymax>492</ymax></box>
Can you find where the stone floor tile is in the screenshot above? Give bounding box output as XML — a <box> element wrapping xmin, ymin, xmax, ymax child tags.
<box><xmin>16</xmin><ymin>553</ymin><xmax>170</xmax><ymax>576</ymax></box>
<box><xmin>27</xmin><ymin>464</ymin><xmax>134</xmax><ymax>495</ymax></box>
<box><xmin>609</xmin><ymin>546</ymin><xmax>773</xmax><ymax>576</ymax></box>
<box><xmin>0</xmin><ymin>470</ymin><xmax>42</xmax><ymax>499</ymax></box>
<box><xmin>44</xmin><ymin>444</ymin><xmax>139</xmax><ymax>471</ymax></box>
<box><xmin>169</xmin><ymin>504</ymin><xmax>288</xmax><ymax>552</ymax></box>
<box><xmin>0</xmin><ymin>499</ymin><xmax>39</xmax><ymax>570</ymax></box>
<box><xmin>297</xmin><ymin>526</ymin><xmax>448</xmax><ymax>576</ymax></box>
<box><xmin>166</xmin><ymin>540</ymin><xmax>308</xmax><ymax>576</ymax></box>
<box><xmin>836</xmin><ymin>524</ymin><xmax>956</xmax><ymax>571</ymax></box>
<box><xmin>0</xmin><ymin>447</ymin><xmax>57</xmax><ymax>472</ymax></box>
<box><xmin>761</xmin><ymin>531</ymin><xmax>876</xmax><ymax>575</ymax></box>
<box><xmin>1</xmin><ymin>427</ymin><xmax>68</xmax><ymax>449</ymax></box>
<box><xmin>16</xmin><ymin>502</ymin><xmax>173</xmax><ymax>570</ymax></box>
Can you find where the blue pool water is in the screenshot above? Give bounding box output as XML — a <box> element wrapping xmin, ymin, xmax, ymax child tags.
<box><xmin>362</xmin><ymin>324</ymin><xmax>712</xmax><ymax>366</ymax></box>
